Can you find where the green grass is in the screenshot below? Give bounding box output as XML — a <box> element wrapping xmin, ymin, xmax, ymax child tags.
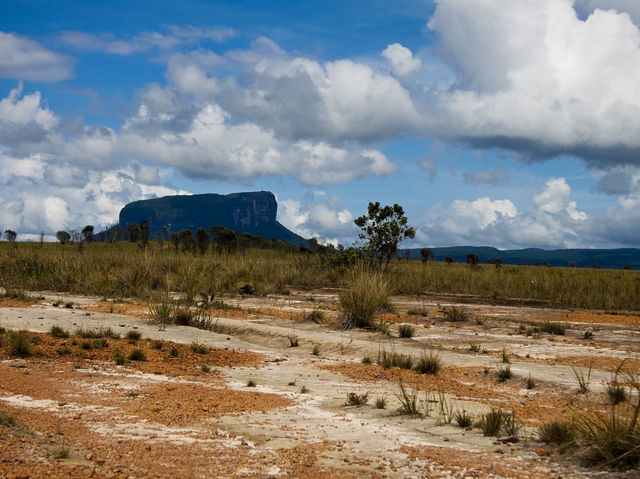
<box><xmin>397</xmin><ymin>323</ymin><xmax>415</xmax><ymax>338</ymax></box>
<box><xmin>8</xmin><ymin>330</ymin><xmax>31</xmax><ymax>357</ymax></box>
<box><xmin>0</xmin><ymin>242</ymin><xmax>638</xmax><ymax>309</ymax></box>
<box><xmin>454</xmin><ymin>409</ymin><xmax>474</xmax><ymax>428</ymax></box>
<box><xmin>125</xmin><ymin>330</ymin><xmax>141</xmax><ymax>342</ymax></box>
<box><xmin>414</xmin><ymin>350</ymin><xmax>442</xmax><ymax>375</ymax></box>
<box><xmin>477</xmin><ymin>409</ymin><xmax>509</xmax><ymax>436</ymax></box>
<box><xmin>50</xmin><ymin>325</ymin><xmax>69</xmax><ymax>338</ymax></box>
<box><xmin>191</xmin><ymin>342</ymin><xmax>209</xmax><ymax>354</ymax></box>
<box><xmin>127</xmin><ymin>349</ymin><xmax>146</xmax><ymax>361</ymax></box>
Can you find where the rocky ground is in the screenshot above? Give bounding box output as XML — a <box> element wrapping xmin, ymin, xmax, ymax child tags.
<box><xmin>1</xmin><ymin>291</ymin><xmax>639</xmax><ymax>478</ymax></box>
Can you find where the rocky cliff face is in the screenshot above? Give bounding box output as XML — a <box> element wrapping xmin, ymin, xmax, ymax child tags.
<box><xmin>118</xmin><ymin>191</ymin><xmax>305</xmax><ymax>245</ymax></box>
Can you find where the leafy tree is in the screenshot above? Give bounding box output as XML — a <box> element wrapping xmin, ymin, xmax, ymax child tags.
<box><xmin>211</xmin><ymin>226</ymin><xmax>237</xmax><ymax>253</ymax></box>
<box><xmin>178</xmin><ymin>229</ymin><xmax>196</xmax><ymax>254</ymax></box>
<box><xmin>127</xmin><ymin>224</ymin><xmax>140</xmax><ymax>242</ymax></box>
<box><xmin>139</xmin><ymin>220</ymin><xmax>150</xmax><ymax>247</ymax></box>
<box><xmin>354</xmin><ymin>202</ymin><xmax>415</xmax><ymax>270</ymax></box>
<box><xmin>466</xmin><ymin>253</ymin><xmax>479</xmax><ymax>266</ymax></box>
<box><xmin>82</xmin><ymin>225</ymin><xmax>94</xmax><ymax>243</ymax></box>
<box><xmin>170</xmin><ymin>232</ymin><xmax>180</xmax><ymax>252</ymax></box>
<box><xmin>420</xmin><ymin>248</ymin><xmax>434</xmax><ymax>264</ymax></box>
<box><xmin>4</xmin><ymin>229</ymin><xmax>16</xmax><ymax>242</ymax></box>
<box><xmin>56</xmin><ymin>230</ymin><xmax>71</xmax><ymax>244</ymax></box>
<box><xmin>195</xmin><ymin>227</ymin><xmax>210</xmax><ymax>255</ymax></box>
<box><xmin>445</xmin><ymin>256</ymin><xmax>453</xmax><ymax>264</ymax></box>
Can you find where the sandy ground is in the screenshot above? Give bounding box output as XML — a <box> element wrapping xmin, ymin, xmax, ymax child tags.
<box><xmin>1</xmin><ymin>290</ymin><xmax>639</xmax><ymax>478</ymax></box>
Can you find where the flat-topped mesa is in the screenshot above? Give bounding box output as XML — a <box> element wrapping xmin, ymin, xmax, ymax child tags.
<box><xmin>118</xmin><ymin>191</ymin><xmax>306</xmax><ymax>245</ymax></box>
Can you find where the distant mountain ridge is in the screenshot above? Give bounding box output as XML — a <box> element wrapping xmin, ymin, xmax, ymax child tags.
<box><xmin>404</xmin><ymin>246</ymin><xmax>640</xmax><ymax>269</ymax></box>
<box><xmin>118</xmin><ymin>191</ymin><xmax>306</xmax><ymax>245</ymax></box>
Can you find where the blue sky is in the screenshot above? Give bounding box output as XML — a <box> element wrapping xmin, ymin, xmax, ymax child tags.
<box><xmin>1</xmin><ymin>0</ymin><xmax>640</xmax><ymax>249</ymax></box>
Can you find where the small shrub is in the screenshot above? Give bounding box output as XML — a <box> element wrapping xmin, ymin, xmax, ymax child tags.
<box><xmin>397</xmin><ymin>324</ymin><xmax>415</xmax><ymax>338</ymax></box>
<box><xmin>56</xmin><ymin>346</ymin><xmax>71</xmax><ymax>356</ymax></box>
<box><xmin>113</xmin><ymin>349</ymin><xmax>126</xmax><ymax>365</ymax></box>
<box><xmin>64</xmin><ymin>302</ymin><xmax>73</xmax><ymax>309</ymax></box>
<box><xmin>361</xmin><ymin>356</ymin><xmax>372</xmax><ymax>364</ymax></box>
<box><xmin>75</xmin><ymin>327</ymin><xmax>102</xmax><ymax>339</ymax></box>
<box><xmin>169</xmin><ymin>347</ymin><xmax>180</xmax><ymax>357</ymax></box>
<box><xmin>407</xmin><ymin>306</ymin><xmax>428</xmax><ymax>317</ymax></box>
<box><xmin>469</xmin><ymin>343</ymin><xmax>481</xmax><ymax>353</ymax></box>
<box><xmin>497</xmin><ymin>365</ymin><xmax>512</xmax><ymax>382</ymax></box>
<box><xmin>606</xmin><ymin>383</ymin><xmax>627</xmax><ymax>405</ymax></box>
<box><xmin>397</xmin><ymin>381</ymin><xmax>420</xmax><ymax>415</ymax></box>
<box><xmin>8</xmin><ymin>330</ymin><xmax>31</xmax><ymax>357</ymax></box>
<box><xmin>0</xmin><ymin>411</ymin><xmax>16</xmax><ymax>427</ymax></box>
<box><xmin>93</xmin><ymin>339</ymin><xmax>108</xmax><ymax>349</ymax></box>
<box><xmin>414</xmin><ymin>350</ymin><xmax>442</xmax><ymax>375</ymax></box>
<box><xmin>288</xmin><ymin>380</ymin><xmax>296</xmax><ymax>386</ymax></box>
<box><xmin>79</xmin><ymin>340</ymin><xmax>92</xmax><ymax>350</ymax></box>
<box><xmin>200</xmin><ymin>364</ymin><xmax>211</xmax><ymax>373</ymax></box>
<box><xmin>373</xmin><ymin>318</ymin><xmax>392</xmax><ymax>335</ymax></box>
<box><xmin>477</xmin><ymin>409</ymin><xmax>507</xmax><ymax>436</ymax></box>
<box><xmin>191</xmin><ymin>342</ymin><xmax>209</xmax><ymax>354</ymax></box>
<box><xmin>49</xmin><ymin>444</ymin><xmax>70</xmax><ymax>459</ymax></box>
<box><xmin>50</xmin><ymin>325</ymin><xmax>69</xmax><ymax>338</ymax></box>
<box><xmin>287</xmin><ymin>334</ymin><xmax>299</xmax><ymax>347</ymax></box>
<box><xmin>377</xmin><ymin>349</ymin><xmax>413</xmax><ymax>370</ymax></box>
<box><xmin>503</xmin><ymin>411</ymin><xmax>523</xmax><ymax>437</ymax></box>
<box><xmin>125</xmin><ymin>330</ymin><xmax>141</xmax><ymax>342</ymax></box>
<box><xmin>375</xmin><ymin>397</ymin><xmax>387</xmax><ymax>409</ymax></box>
<box><xmin>305</xmin><ymin>309</ymin><xmax>326</xmax><ymax>324</ymax></box>
<box><xmin>128</xmin><ymin>349</ymin><xmax>146</xmax><ymax>361</ymax></box>
<box><xmin>338</xmin><ymin>270</ymin><xmax>389</xmax><ymax>329</ymax></box>
<box><xmin>246</xmin><ymin>379</ymin><xmax>257</xmax><ymax>387</ymax></box>
<box><xmin>173</xmin><ymin>308</ymin><xmax>193</xmax><ymax>326</ymax></box>
<box><xmin>151</xmin><ymin>340</ymin><xmax>163</xmax><ymax>350</ymax></box>
<box><xmin>538</xmin><ymin>419</ymin><xmax>576</xmax><ymax>445</ymax></box>
<box><xmin>442</xmin><ymin>306</ymin><xmax>469</xmax><ymax>322</ymax></box>
<box><xmin>312</xmin><ymin>344</ymin><xmax>321</xmax><ymax>356</ymax></box>
<box><xmin>583</xmin><ymin>331</ymin><xmax>594</xmax><ymax>340</ymax></box>
<box><xmin>500</xmin><ymin>348</ymin><xmax>510</xmax><ymax>363</ymax></box>
<box><xmin>300</xmin><ymin>385</ymin><xmax>309</xmax><ymax>393</ymax></box>
<box><xmin>526</xmin><ymin>374</ymin><xmax>536</xmax><ymax>389</ymax></box>
<box><xmin>454</xmin><ymin>409</ymin><xmax>473</xmax><ymax>428</ymax></box>
<box><xmin>540</xmin><ymin>321</ymin><xmax>567</xmax><ymax>335</ymax></box>
<box><xmin>102</xmin><ymin>328</ymin><xmax>120</xmax><ymax>339</ymax></box>
<box><xmin>345</xmin><ymin>392</ymin><xmax>369</xmax><ymax>406</ymax></box>
<box><xmin>572</xmin><ymin>364</ymin><xmax>592</xmax><ymax>394</ymax></box>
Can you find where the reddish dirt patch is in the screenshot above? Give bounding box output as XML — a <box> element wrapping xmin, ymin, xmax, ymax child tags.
<box><xmin>320</xmin><ymin>363</ymin><xmax>583</xmax><ymax>425</ymax></box>
<box><xmin>542</xmin><ymin>312</ymin><xmax>640</xmax><ymax>327</ymax></box>
<box><xmin>400</xmin><ymin>445</ymin><xmax>553</xmax><ymax>479</ymax></box>
<box><xmin>0</xmin><ymin>331</ymin><xmax>267</xmax><ymax>376</ymax></box>
<box><xmin>0</xmin><ymin>297</ymin><xmax>37</xmax><ymax>308</ymax></box>
<box><xmin>118</xmin><ymin>382</ymin><xmax>293</xmax><ymax>426</ymax></box>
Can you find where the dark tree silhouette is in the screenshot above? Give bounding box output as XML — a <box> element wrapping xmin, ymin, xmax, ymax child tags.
<box><xmin>5</xmin><ymin>229</ymin><xmax>16</xmax><ymax>242</ymax></box>
<box><xmin>56</xmin><ymin>230</ymin><xmax>71</xmax><ymax>244</ymax></box>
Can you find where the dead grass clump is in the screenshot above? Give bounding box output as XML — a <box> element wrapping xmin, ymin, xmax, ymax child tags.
<box><xmin>442</xmin><ymin>306</ymin><xmax>470</xmax><ymax>322</ymax></box>
<box><xmin>339</xmin><ymin>269</ymin><xmax>390</xmax><ymax>329</ymax></box>
<box><xmin>345</xmin><ymin>392</ymin><xmax>369</xmax><ymax>406</ymax></box>
<box><xmin>397</xmin><ymin>323</ymin><xmax>415</xmax><ymax>338</ymax></box>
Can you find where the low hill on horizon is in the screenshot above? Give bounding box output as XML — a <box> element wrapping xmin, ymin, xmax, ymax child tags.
<box><xmin>404</xmin><ymin>246</ymin><xmax>640</xmax><ymax>269</ymax></box>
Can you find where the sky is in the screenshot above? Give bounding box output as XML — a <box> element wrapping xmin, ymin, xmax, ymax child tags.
<box><xmin>1</xmin><ymin>0</ymin><xmax>640</xmax><ymax>249</ymax></box>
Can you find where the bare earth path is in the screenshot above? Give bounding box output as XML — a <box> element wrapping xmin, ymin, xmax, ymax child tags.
<box><xmin>1</xmin><ymin>291</ymin><xmax>639</xmax><ymax>478</ymax></box>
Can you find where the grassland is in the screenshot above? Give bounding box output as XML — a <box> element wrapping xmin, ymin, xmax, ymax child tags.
<box><xmin>0</xmin><ymin>241</ymin><xmax>638</xmax><ymax>310</ymax></box>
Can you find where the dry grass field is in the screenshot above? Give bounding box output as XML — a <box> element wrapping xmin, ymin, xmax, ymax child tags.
<box><xmin>1</xmin><ymin>243</ymin><xmax>639</xmax><ymax>477</ymax></box>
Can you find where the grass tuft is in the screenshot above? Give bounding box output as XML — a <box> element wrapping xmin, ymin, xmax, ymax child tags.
<box><xmin>8</xmin><ymin>330</ymin><xmax>31</xmax><ymax>357</ymax></box>
<box><xmin>397</xmin><ymin>323</ymin><xmax>415</xmax><ymax>338</ymax></box>
<box><xmin>414</xmin><ymin>350</ymin><xmax>442</xmax><ymax>375</ymax></box>
<box><xmin>50</xmin><ymin>325</ymin><xmax>69</xmax><ymax>338</ymax></box>
<box><xmin>345</xmin><ymin>392</ymin><xmax>369</xmax><ymax>406</ymax></box>
<box><xmin>127</xmin><ymin>348</ymin><xmax>146</xmax><ymax>361</ymax></box>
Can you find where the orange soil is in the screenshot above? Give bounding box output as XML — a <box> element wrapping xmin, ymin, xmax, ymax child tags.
<box><xmin>320</xmin><ymin>363</ymin><xmax>584</xmax><ymax>425</ymax></box>
<box><xmin>400</xmin><ymin>445</ymin><xmax>553</xmax><ymax>479</ymax></box>
<box><xmin>538</xmin><ymin>312</ymin><xmax>640</xmax><ymax>327</ymax></box>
